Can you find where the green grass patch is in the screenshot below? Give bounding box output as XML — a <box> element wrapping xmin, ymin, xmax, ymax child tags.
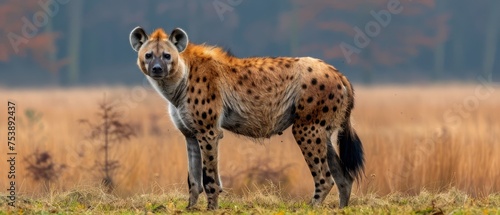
<box><xmin>1</xmin><ymin>188</ymin><xmax>499</xmax><ymax>214</ymax></box>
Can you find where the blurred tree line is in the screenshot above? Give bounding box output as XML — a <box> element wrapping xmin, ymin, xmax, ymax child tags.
<box><xmin>0</xmin><ymin>0</ymin><xmax>498</xmax><ymax>86</ymax></box>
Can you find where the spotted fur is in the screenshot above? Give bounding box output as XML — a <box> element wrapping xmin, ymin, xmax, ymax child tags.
<box><xmin>129</xmin><ymin>27</ymin><xmax>364</xmax><ymax>210</ymax></box>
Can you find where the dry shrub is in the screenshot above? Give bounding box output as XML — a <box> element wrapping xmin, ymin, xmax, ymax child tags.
<box><xmin>24</xmin><ymin>150</ymin><xmax>66</xmax><ymax>191</ymax></box>
<box><xmin>79</xmin><ymin>95</ymin><xmax>136</xmax><ymax>192</ymax></box>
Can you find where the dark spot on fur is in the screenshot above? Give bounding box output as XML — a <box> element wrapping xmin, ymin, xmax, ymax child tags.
<box><xmin>316</xmin><ymin>138</ymin><xmax>321</xmax><ymax>144</ymax></box>
<box><xmin>302</xmin><ymin>84</ymin><xmax>307</xmax><ymax>89</ymax></box>
<box><xmin>311</xmin><ymin>78</ymin><xmax>317</xmax><ymax>85</ymax></box>
<box><xmin>206</xmin><ymin>144</ymin><xmax>212</xmax><ymax>150</ymax></box>
<box><xmin>320</xmin><ymin>179</ymin><xmax>325</xmax><ymax>184</ymax></box>
<box><xmin>322</xmin><ymin>106</ymin><xmax>329</xmax><ymax>113</ymax></box>
<box><xmin>314</xmin><ymin>157</ymin><xmax>320</xmax><ymax>164</ymax></box>
<box><xmin>329</xmin><ymin>93</ymin><xmax>335</xmax><ymax>100</ymax></box>
<box><xmin>320</xmin><ymin>120</ymin><xmax>326</xmax><ymax>127</ymax></box>
<box><xmin>307</xmin><ymin>97</ymin><xmax>313</xmax><ymax>103</ymax></box>
<box><xmin>307</xmin><ymin>67</ymin><xmax>313</xmax><ymax>72</ymax></box>
<box><xmin>319</xmin><ymin>84</ymin><xmax>325</xmax><ymax>91</ymax></box>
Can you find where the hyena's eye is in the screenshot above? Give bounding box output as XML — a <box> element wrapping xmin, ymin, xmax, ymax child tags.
<box><xmin>163</xmin><ymin>53</ymin><xmax>171</xmax><ymax>60</ymax></box>
<box><xmin>145</xmin><ymin>53</ymin><xmax>152</xmax><ymax>60</ymax></box>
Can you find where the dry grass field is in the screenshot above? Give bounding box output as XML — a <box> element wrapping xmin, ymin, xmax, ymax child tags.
<box><xmin>0</xmin><ymin>85</ymin><xmax>499</xmax><ymax>213</ymax></box>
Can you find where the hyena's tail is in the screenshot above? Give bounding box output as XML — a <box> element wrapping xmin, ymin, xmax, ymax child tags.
<box><xmin>335</xmin><ymin>76</ymin><xmax>365</xmax><ymax>180</ymax></box>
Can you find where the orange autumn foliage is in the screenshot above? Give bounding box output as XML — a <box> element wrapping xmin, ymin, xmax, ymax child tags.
<box><xmin>0</xmin><ymin>0</ymin><xmax>66</xmax><ymax>73</ymax></box>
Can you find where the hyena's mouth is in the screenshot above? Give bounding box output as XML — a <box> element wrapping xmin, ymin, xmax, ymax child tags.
<box><xmin>149</xmin><ymin>73</ymin><xmax>165</xmax><ymax>79</ymax></box>
<box><xmin>149</xmin><ymin>69</ymin><xmax>167</xmax><ymax>79</ymax></box>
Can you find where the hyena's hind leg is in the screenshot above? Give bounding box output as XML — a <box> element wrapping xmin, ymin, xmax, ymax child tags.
<box><xmin>326</xmin><ymin>137</ymin><xmax>353</xmax><ymax>208</ymax></box>
<box><xmin>292</xmin><ymin>123</ymin><xmax>335</xmax><ymax>205</ymax></box>
<box><xmin>326</xmin><ymin>117</ymin><xmax>364</xmax><ymax>208</ymax></box>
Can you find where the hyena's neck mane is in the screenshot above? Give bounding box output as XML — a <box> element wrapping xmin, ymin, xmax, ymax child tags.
<box><xmin>180</xmin><ymin>43</ymin><xmax>238</xmax><ymax>67</ymax></box>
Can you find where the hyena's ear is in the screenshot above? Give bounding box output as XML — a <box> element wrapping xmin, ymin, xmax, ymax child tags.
<box><xmin>129</xmin><ymin>26</ymin><xmax>148</xmax><ymax>52</ymax></box>
<box><xmin>169</xmin><ymin>28</ymin><xmax>189</xmax><ymax>53</ymax></box>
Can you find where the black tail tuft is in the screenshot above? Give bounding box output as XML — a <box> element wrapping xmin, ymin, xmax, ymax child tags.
<box><xmin>337</xmin><ymin>118</ymin><xmax>365</xmax><ymax>181</ymax></box>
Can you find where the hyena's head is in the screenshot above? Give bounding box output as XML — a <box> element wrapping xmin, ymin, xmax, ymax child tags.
<box><xmin>129</xmin><ymin>27</ymin><xmax>188</xmax><ymax>79</ymax></box>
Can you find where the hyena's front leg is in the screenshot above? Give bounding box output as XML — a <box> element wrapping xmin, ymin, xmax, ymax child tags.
<box><xmin>185</xmin><ymin>136</ymin><xmax>204</xmax><ymax>209</ymax></box>
<box><xmin>196</xmin><ymin>128</ymin><xmax>223</xmax><ymax>210</ymax></box>
<box><xmin>168</xmin><ymin>106</ymin><xmax>204</xmax><ymax>209</ymax></box>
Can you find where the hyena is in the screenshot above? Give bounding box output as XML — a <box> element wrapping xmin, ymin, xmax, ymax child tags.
<box><xmin>129</xmin><ymin>26</ymin><xmax>364</xmax><ymax>210</ymax></box>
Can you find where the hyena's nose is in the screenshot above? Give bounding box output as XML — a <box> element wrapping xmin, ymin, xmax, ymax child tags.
<box><xmin>152</xmin><ymin>64</ymin><xmax>163</xmax><ymax>75</ymax></box>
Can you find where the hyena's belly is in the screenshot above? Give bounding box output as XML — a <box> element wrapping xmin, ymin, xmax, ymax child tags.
<box><xmin>221</xmin><ymin>104</ymin><xmax>296</xmax><ymax>138</ymax></box>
